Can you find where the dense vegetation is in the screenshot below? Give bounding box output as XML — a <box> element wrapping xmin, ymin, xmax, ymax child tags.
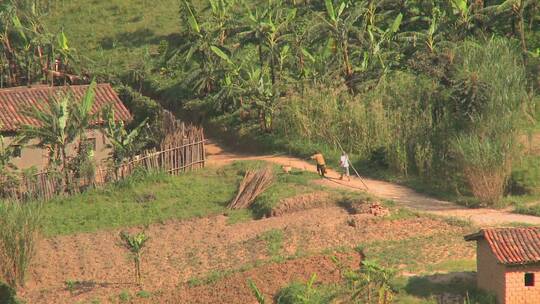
<box><xmin>151</xmin><ymin>0</ymin><xmax>539</xmax><ymax>204</ymax></box>
<box><xmin>2</xmin><ymin>0</ymin><xmax>538</xmax><ymax>204</ymax></box>
<box><xmin>174</xmin><ymin>0</ymin><xmax>539</xmax><ymax>205</ymax></box>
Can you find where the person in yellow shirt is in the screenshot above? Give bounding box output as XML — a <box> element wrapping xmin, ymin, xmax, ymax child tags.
<box><xmin>310</xmin><ymin>151</ymin><xmax>326</xmax><ymax>177</ymax></box>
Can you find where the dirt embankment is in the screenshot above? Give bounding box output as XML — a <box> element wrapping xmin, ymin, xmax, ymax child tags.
<box><xmin>269</xmin><ymin>191</ymin><xmax>331</xmax><ymax>217</ymax></box>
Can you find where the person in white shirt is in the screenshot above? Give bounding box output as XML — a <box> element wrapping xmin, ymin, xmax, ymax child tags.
<box><xmin>339</xmin><ymin>152</ymin><xmax>350</xmax><ymax>181</ymax></box>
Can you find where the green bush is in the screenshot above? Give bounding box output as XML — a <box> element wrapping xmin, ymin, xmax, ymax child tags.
<box><xmin>509</xmin><ymin>156</ymin><xmax>540</xmax><ymax>195</ymax></box>
<box><xmin>449</xmin><ymin>38</ymin><xmax>529</xmax><ymax>204</ymax></box>
<box><xmin>0</xmin><ymin>281</ymin><xmax>18</xmax><ymax>304</ymax></box>
<box><xmin>116</xmin><ymin>85</ymin><xmax>163</xmax><ymax>146</ymax></box>
<box><xmin>275</xmin><ymin>275</ymin><xmax>337</xmax><ymax>304</ymax></box>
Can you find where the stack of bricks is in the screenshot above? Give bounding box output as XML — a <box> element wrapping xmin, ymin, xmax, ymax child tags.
<box><xmin>504</xmin><ymin>267</ymin><xmax>540</xmax><ymax>304</ymax></box>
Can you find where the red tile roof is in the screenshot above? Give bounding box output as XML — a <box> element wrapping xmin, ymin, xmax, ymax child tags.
<box><xmin>465</xmin><ymin>227</ymin><xmax>540</xmax><ymax>265</ymax></box>
<box><xmin>0</xmin><ymin>83</ymin><xmax>132</xmax><ymax>132</ymax></box>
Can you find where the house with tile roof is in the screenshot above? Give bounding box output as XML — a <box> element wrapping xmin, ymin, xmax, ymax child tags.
<box><xmin>0</xmin><ymin>84</ymin><xmax>132</xmax><ymax>170</ymax></box>
<box><xmin>465</xmin><ymin>227</ymin><xmax>540</xmax><ymax>304</ymax></box>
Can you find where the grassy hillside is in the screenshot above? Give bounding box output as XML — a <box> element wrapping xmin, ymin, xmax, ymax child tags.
<box><xmin>46</xmin><ymin>0</ymin><xmax>178</xmax><ymax>76</ymax></box>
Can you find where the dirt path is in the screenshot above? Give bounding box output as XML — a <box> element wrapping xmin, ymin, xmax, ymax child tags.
<box><xmin>206</xmin><ymin>140</ymin><xmax>540</xmax><ymax>226</ymax></box>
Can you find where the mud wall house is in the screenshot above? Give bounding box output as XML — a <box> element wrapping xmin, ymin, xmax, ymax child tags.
<box><xmin>0</xmin><ymin>84</ymin><xmax>132</xmax><ymax>170</ymax></box>
<box><xmin>465</xmin><ymin>228</ymin><xmax>540</xmax><ymax>304</ymax></box>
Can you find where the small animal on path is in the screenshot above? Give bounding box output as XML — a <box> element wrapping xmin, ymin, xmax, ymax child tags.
<box><xmin>282</xmin><ymin>165</ymin><xmax>292</xmax><ymax>174</ymax></box>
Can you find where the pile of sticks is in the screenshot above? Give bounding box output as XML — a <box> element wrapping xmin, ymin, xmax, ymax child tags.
<box><xmin>228</xmin><ymin>167</ymin><xmax>275</xmax><ymax>209</ymax></box>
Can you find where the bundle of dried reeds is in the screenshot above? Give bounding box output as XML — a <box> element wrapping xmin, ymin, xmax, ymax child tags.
<box><xmin>228</xmin><ymin>167</ymin><xmax>275</xmax><ymax>209</ymax></box>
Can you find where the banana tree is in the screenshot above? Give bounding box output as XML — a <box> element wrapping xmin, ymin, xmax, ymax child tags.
<box><xmin>268</xmin><ymin>9</ymin><xmax>296</xmax><ymax>86</ymax></box>
<box><xmin>0</xmin><ymin>0</ymin><xmax>75</xmax><ymax>87</ymax></box>
<box><xmin>239</xmin><ymin>0</ymin><xmax>296</xmax><ymax>85</ymax></box>
<box><xmin>0</xmin><ymin>134</ymin><xmax>16</xmax><ymax>172</ymax></box>
<box><xmin>206</xmin><ymin>0</ymin><xmax>237</xmax><ymax>45</ymax></box>
<box><xmin>0</xmin><ymin>133</ymin><xmax>19</xmax><ymax>198</ymax></box>
<box><xmin>0</xmin><ymin>2</ymin><xmax>17</xmax><ymax>86</ymax></box>
<box><xmin>480</xmin><ymin>0</ymin><xmax>537</xmax><ymax>54</ymax></box>
<box><xmin>102</xmin><ymin>107</ymin><xmax>149</xmax><ymax>173</ymax></box>
<box><xmin>19</xmin><ymin>81</ymin><xmax>98</xmax><ymax>190</ymax></box>
<box><xmin>316</xmin><ymin>0</ymin><xmax>362</xmax><ymax>78</ymax></box>
<box><xmin>240</xmin><ymin>66</ymin><xmax>275</xmax><ymax>132</ymax></box>
<box><xmin>450</xmin><ymin>0</ymin><xmax>474</xmax><ymax>32</ymax></box>
<box><xmin>287</xmin><ymin>19</ymin><xmax>312</xmax><ymax>82</ymax></box>
<box><xmin>178</xmin><ymin>0</ymin><xmax>229</xmax><ymax>95</ymax></box>
<box><xmin>350</xmin><ymin>259</ymin><xmax>397</xmax><ymax>304</ymax></box>
<box><xmin>364</xmin><ymin>12</ymin><xmax>403</xmax><ymax>70</ymax></box>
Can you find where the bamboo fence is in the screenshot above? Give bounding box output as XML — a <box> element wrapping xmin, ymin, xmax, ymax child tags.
<box><xmin>5</xmin><ymin>112</ymin><xmax>206</xmax><ymax>201</ymax></box>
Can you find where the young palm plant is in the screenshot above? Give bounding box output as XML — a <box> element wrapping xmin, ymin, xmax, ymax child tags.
<box><xmin>349</xmin><ymin>260</ymin><xmax>396</xmax><ymax>304</ymax></box>
<box><xmin>119</xmin><ymin>231</ymin><xmax>149</xmax><ymax>286</ymax></box>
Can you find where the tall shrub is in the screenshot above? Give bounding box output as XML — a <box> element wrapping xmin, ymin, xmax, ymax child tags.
<box><xmin>450</xmin><ymin>38</ymin><xmax>530</xmax><ymax>204</ymax></box>
<box><xmin>363</xmin><ymin>72</ymin><xmax>441</xmax><ymax>176</ymax></box>
<box><xmin>452</xmin><ymin>134</ymin><xmax>515</xmax><ymax>204</ymax></box>
<box><xmin>0</xmin><ymin>201</ymin><xmax>42</xmax><ymax>288</ymax></box>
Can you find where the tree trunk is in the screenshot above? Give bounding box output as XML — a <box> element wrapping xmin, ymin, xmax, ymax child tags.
<box><xmin>61</xmin><ymin>146</ymin><xmax>70</xmax><ymax>192</ymax></box>
<box><xmin>342</xmin><ymin>40</ymin><xmax>352</xmax><ymax>78</ymax></box>
<box><xmin>3</xmin><ymin>39</ymin><xmax>18</xmax><ymax>86</ymax></box>
<box><xmin>517</xmin><ymin>3</ymin><xmax>527</xmax><ymax>54</ymax></box>
<box><xmin>258</xmin><ymin>42</ymin><xmax>264</xmax><ymax>70</ymax></box>
<box><xmin>270</xmin><ymin>52</ymin><xmax>276</xmax><ymax>86</ymax></box>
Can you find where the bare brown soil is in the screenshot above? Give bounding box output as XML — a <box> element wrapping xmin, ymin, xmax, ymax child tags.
<box><xmin>151</xmin><ymin>253</ymin><xmax>360</xmax><ymax>304</ymax></box>
<box><xmin>19</xmin><ymin>205</ymin><xmax>469</xmax><ymax>303</ymax></box>
<box><xmin>205</xmin><ymin>140</ymin><xmax>540</xmax><ymax>226</ymax></box>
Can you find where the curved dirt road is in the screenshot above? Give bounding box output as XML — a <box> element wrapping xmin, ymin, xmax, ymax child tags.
<box><xmin>206</xmin><ymin>140</ymin><xmax>540</xmax><ymax>226</ymax></box>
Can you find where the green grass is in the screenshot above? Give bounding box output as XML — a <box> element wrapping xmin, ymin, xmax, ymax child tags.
<box><xmin>224</xmin><ymin>209</ymin><xmax>254</xmax><ymax>225</ymax></box>
<box><xmin>251</xmin><ymin>171</ymin><xmax>323</xmax><ymax>218</ymax></box>
<box><xmin>118</xmin><ymin>290</ymin><xmax>131</xmax><ymax>302</ymax></box>
<box><xmin>46</xmin><ymin>0</ymin><xmax>179</xmax><ymax>77</ymax></box>
<box><xmin>136</xmin><ymin>290</ymin><xmax>152</xmax><ymax>298</ymax></box>
<box><xmin>258</xmin><ymin>229</ymin><xmax>284</xmax><ymax>259</ymax></box>
<box><xmin>357</xmin><ymin>231</ymin><xmax>476</xmax><ymax>274</ymax></box>
<box><xmin>35</xmin><ymin>161</ymin><xmax>319</xmax><ymax>236</ymax></box>
<box><xmin>40</xmin><ymin>168</ymin><xmax>235</xmax><ymax>236</ymax></box>
<box><xmin>513</xmin><ymin>204</ymin><xmax>540</xmax><ymax>217</ymax></box>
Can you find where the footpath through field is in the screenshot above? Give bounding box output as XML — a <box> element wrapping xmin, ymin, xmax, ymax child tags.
<box><xmin>206</xmin><ymin>140</ymin><xmax>540</xmax><ymax>226</ymax></box>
